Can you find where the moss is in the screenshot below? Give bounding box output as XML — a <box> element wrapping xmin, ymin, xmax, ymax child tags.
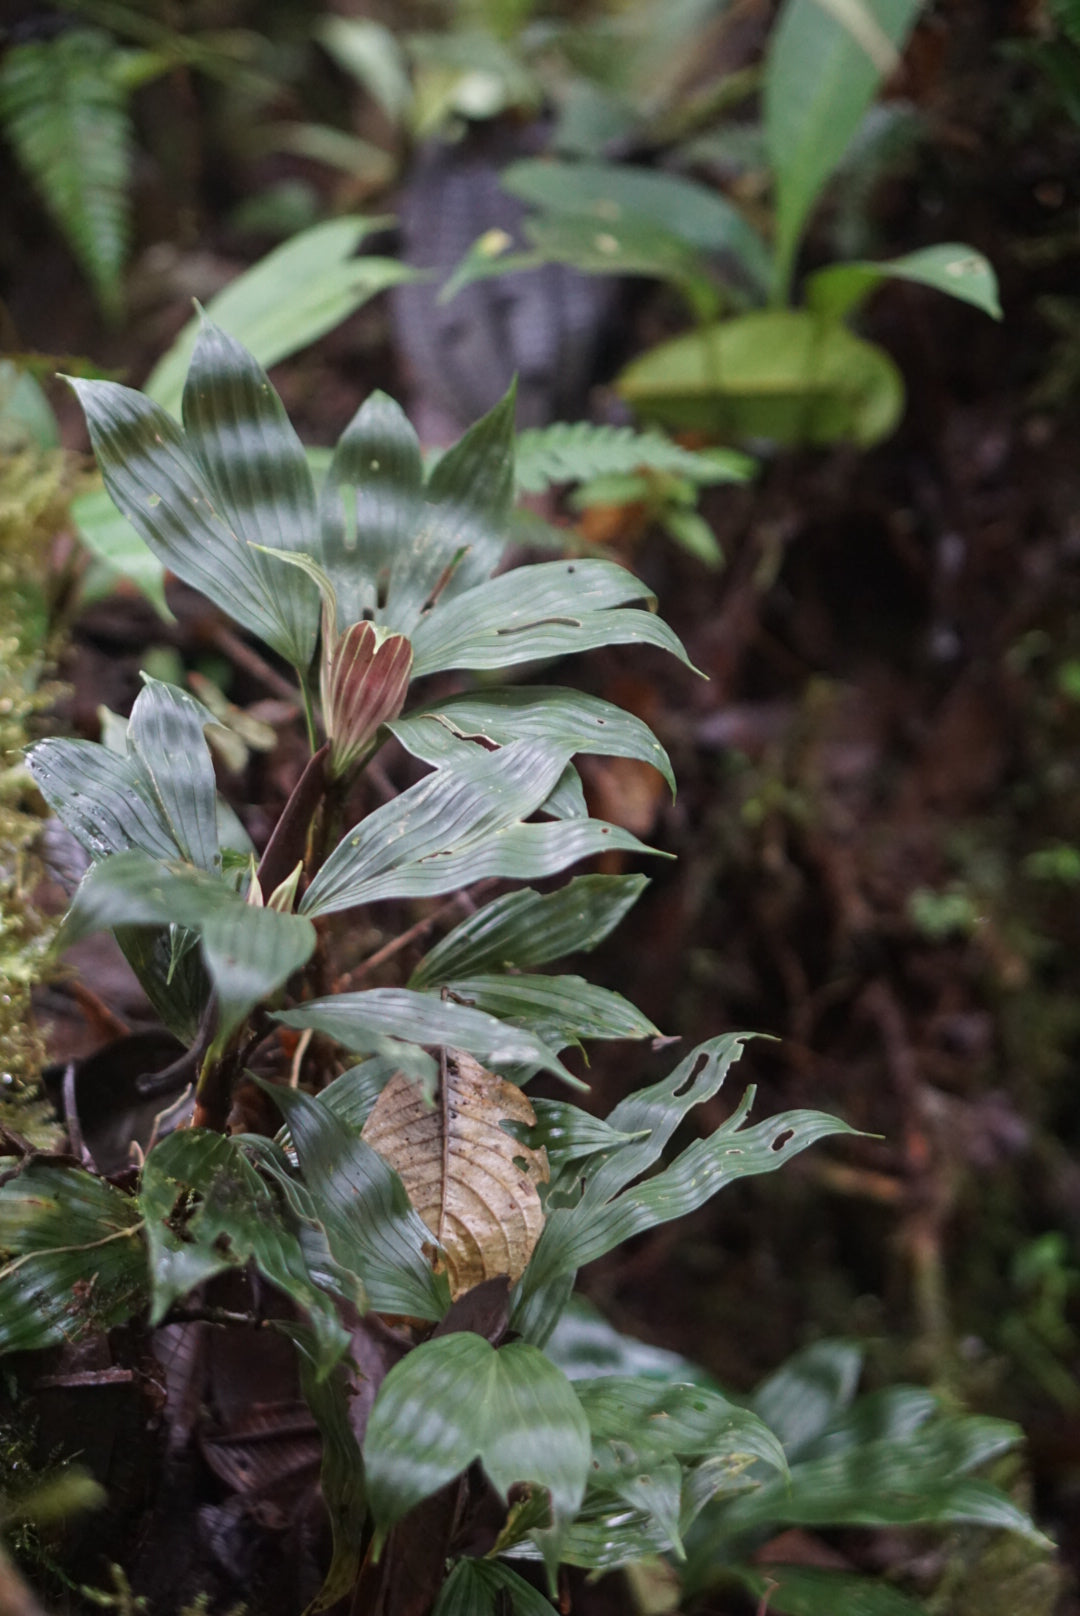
<box><xmin>0</xmin><ymin>443</ymin><xmax>70</xmax><ymax>1120</ymax></box>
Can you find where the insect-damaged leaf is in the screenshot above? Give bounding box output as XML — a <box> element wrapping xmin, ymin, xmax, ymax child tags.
<box><xmin>362</xmin><ymin>1052</ymin><xmax>549</xmax><ymax>1300</ymax></box>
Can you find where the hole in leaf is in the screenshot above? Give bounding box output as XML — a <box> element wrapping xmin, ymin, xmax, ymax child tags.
<box><xmin>675</xmin><ymin>1052</ymin><xmax>710</xmax><ymax>1094</ymax></box>
<box><xmin>772</xmin><ymin>1129</ymin><xmax>794</xmax><ymax>1152</ymax></box>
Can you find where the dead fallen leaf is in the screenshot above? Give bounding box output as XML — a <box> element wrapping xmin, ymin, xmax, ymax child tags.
<box><xmin>362</xmin><ymin>1052</ymin><xmax>549</xmax><ymax>1299</ymax></box>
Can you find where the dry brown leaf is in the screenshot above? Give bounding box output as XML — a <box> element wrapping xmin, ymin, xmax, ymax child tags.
<box><xmin>361</xmin><ymin>1051</ymin><xmax>549</xmax><ymax>1299</ymax></box>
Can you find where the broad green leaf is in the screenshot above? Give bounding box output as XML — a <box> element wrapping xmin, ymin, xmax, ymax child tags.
<box><xmin>522</xmin><ymin>212</ymin><xmax>721</xmax><ymax>321</ymax></box>
<box><xmin>409</xmin><ymin>558</ymin><xmax>695</xmax><ymax>676</ymax></box>
<box><xmin>69</xmin><ymin>484</ymin><xmax>172</xmax><ymax>618</ymax></box>
<box><xmin>60</xmin><ymin>849</ymin><xmax>316</xmax><ymax>1040</ymax></box>
<box><xmin>386</xmin><ymin>386</ymin><xmax>518</xmax><ymax>633</ymax></box>
<box><xmin>806</xmin><ymin>242</ymin><xmax>1002</xmax><ymax>321</ymax></box>
<box><xmin>731</xmin><ymin>1565</ymin><xmax>925</xmax><ymax>1616</ymax></box>
<box><xmin>276</xmin><ymin>988</ymin><xmax>577</xmax><ymax>1087</ymax></box>
<box><xmin>145</xmin><ymin>217</ymin><xmax>420</xmax><ymax>415</ymax></box>
<box><xmin>181</xmin><ymin>318</ymin><xmax>320</xmax><ymax>670</ymax></box>
<box><xmin>302</xmin><ymin>739</ymin><xmax>659</xmax><ymax>917</ymax></box>
<box><xmin>519</xmin><ymin>1101</ymin><xmax>648</xmax><ymax>1176</ymax></box>
<box><xmin>0</xmin><ymin>29</ymin><xmax>131</xmax><ymax>319</ymax></box>
<box><xmin>764</xmin><ymin>0</ymin><xmax>923</xmax><ymax>298</ymax></box>
<box><xmin>514</xmin><ymin>1036</ymin><xmax>855</xmax><ymax>1343</ymax></box>
<box><xmin>116</xmin><ymin>921</ymin><xmax>210</xmax><ymax>1044</ymax></box>
<box><xmin>318</xmin><ymin>17</ymin><xmax>414</xmax><ymax>124</ymax></box>
<box><xmin>409</xmin><ymin>874</ymin><xmax>648</xmax><ymax>988</ymax></box>
<box><xmin>318</xmin><ymin>390</ymin><xmax>424</xmax><ymax>629</ymax></box>
<box><xmin>514</xmin><ymin>421</ymin><xmax>754</xmax><ymax>497</ymax></box>
<box><xmin>0</xmin><ymin>1166</ymin><xmax>146</xmax><ymax>1354</ymax></box>
<box><xmin>618</xmin><ymin>309</ymin><xmax>905</xmax><ymax>447</ymax></box>
<box><xmin>429</xmin><ymin>974</ymin><xmax>658</xmax><ymax>1051</ymax></box>
<box><xmin>391</xmin><ymin>686</ymin><xmax>675</xmax><ymax>796</ymax></box>
<box><xmin>264</xmin><ymin>1083</ymin><xmax>450</xmax><ymax>1321</ymax></box>
<box><xmin>139</xmin><ymin>1129</ymin><xmax>349</xmax><ymax>1373</ymax></box>
<box><xmin>751</xmin><ymin>1339</ymin><xmax>864</xmax><ymax>1459</ymax></box>
<box><xmin>433</xmin><ymin>1559</ymin><xmax>554</xmax><ymax>1616</ymax></box>
<box><xmin>502</xmin><ymin>158</ymin><xmax>773</xmax><ymax>296</ymax></box>
<box><xmin>365</xmin><ymin>1334</ymin><xmax>590</xmax><ymax>1573</ymax></box>
<box><xmin>68</xmin><ymin>370</ymin><xmax>313</xmax><ymax>667</ymax></box>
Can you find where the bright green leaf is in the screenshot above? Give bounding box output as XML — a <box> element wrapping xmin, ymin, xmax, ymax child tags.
<box><xmin>618</xmin><ymin>309</ymin><xmax>905</xmax><ymax>447</ymax></box>
<box><xmin>806</xmin><ymin>242</ymin><xmax>1002</xmax><ymax>321</ymax></box>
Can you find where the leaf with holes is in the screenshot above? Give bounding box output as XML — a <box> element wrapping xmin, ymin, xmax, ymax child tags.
<box><xmin>428</xmin><ymin>975</ymin><xmax>658</xmax><ymax>1053</ymax></box>
<box><xmin>361</xmin><ymin>1052</ymin><xmax>549</xmax><ymax>1298</ymax></box>
<box><xmin>513</xmin><ymin>1036</ymin><xmax>857</xmax><ymax>1344</ymax></box>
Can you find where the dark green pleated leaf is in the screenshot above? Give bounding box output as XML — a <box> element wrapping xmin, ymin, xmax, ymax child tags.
<box><xmin>29</xmin><ymin>677</ymin><xmax>223</xmax><ymax>874</ymax></box>
<box><xmin>69</xmin><ymin>483</ymin><xmax>172</xmax><ymax>617</ymax></box>
<box><xmin>429</xmin><ymin>974</ymin><xmax>657</xmax><ymax>1052</ymax></box>
<box><xmin>514</xmin><ymin>1036</ymin><xmax>855</xmax><ymax>1344</ymax></box>
<box><xmin>139</xmin><ymin>1129</ymin><xmax>349</xmax><ymax>1373</ymax></box>
<box><xmin>385</xmin><ymin>386</ymin><xmax>518</xmax><ymax>635</ymax></box>
<box><xmin>433</xmin><ymin>1558</ymin><xmax>555</xmax><ymax>1616</ymax></box>
<box><xmin>294</xmin><ymin>1331</ymin><xmax>368</xmax><ymax>1610</ymax></box>
<box><xmin>730</xmin><ymin>1566</ymin><xmax>926</xmax><ymax>1616</ymax></box>
<box><xmin>181</xmin><ymin>319</ymin><xmax>320</xmax><ymax>669</ymax></box>
<box><xmin>576</xmin><ymin>1377</ymin><xmax>786</xmax><ymax>1480</ymax></box>
<box><xmin>115</xmin><ymin>922</ymin><xmax>210</xmax><ymax>1045</ymax></box>
<box><xmin>126</xmin><ymin>678</ymin><xmax>222</xmax><ymax>871</ymax></box>
<box><xmin>28</xmin><ymin>738</ymin><xmax>179</xmax><ymax>864</ymax></box>
<box><xmin>409</xmin><ymin>875</ymin><xmax>648</xmax><ymax>988</ymax></box>
<box><xmin>0</xmin><ymin>29</ymin><xmax>132</xmax><ymax>320</ymax></box>
<box><xmin>68</xmin><ymin>343</ymin><xmax>317</xmax><ymax>669</ymax></box>
<box><xmin>391</xmin><ymin>686</ymin><xmax>674</xmax><ymax>796</ymax></box>
<box><xmin>276</xmin><ymin>988</ymin><xmax>577</xmax><ymax>1087</ymax></box>
<box><xmin>264</xmin><ymin>1084</ymin><xmax>449</xmax><ymax>1321</ymax></box>
<box><xmin>519</xmin><ymin>1101</ymin><xmax>647</xmax><ymax>1178</ymax></box>
<box><xmin>365</xmin><ymin>1334</ymin><xmax>590</xmax><ymax>1575</ymax></box>
<box><xmin>318</xmin><ymin>390</ymin><xmax>424</xmax><ymax>629</ymax></box>
<box><xmin>0</xmin><ymin>1166</ymin><xmax>146</xmax><ymax>1355</ymax></box>
<box><xmin>750</xmin><ymin>1339</ymin><xmax>864</xmax><ymax>1459</ymax></box>
<box><xmin>61</xmin><ymin>849</ymin><xmax>316</xmax><ymax>1040</ymax></box>
<box><xmin>410</xmin><ymin>559</ymin><xmax>695</xmax><ymax>677</ymax></box>
<box><xmin>320</xmin><ymin>1057</ymin><xmax>407</xmax><ymax>1131</ymax></box>
<box><xmin>302</xmin><ymin>739</ymin><xmax>656</xmax><ymax>918</ymax></box>
<box><xmin>544</xmin><ymin>1295</ymin><xmax>710</xmax><ymax>1385</ymax></box>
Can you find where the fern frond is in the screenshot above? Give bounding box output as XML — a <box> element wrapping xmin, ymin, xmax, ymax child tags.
<box><xmin>0</xmin><ymin>28</ymin><xmax>132</xmax><ymax>320</ymax></box>
<box><xmin>513</xmin><ymin>421</ymin><xmax>754</xmax><ymax>495</ymax></box>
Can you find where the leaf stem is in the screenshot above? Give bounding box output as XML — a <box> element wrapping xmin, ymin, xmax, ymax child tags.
<box><xmin>300</xmin><ymin>676</ymin><xmax>320</xmax><ymax>755</ymax></box>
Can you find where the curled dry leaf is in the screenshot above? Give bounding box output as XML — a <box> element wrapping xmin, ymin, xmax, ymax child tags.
<box><xmin>361</xmin><ymin>1051</ymin><xmax>549</xmax><ymax>1299</ymax></box>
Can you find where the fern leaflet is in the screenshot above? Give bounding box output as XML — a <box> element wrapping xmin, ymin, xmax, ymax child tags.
<box><xmin>0</xmin><ymin>28</ymin><xmax>132</xmax><ymax>320</ymax></box>
<box><xmin>514</xmin><ymin>421</ymin><xmax>754</xmax><ymax>495</ymax></box>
